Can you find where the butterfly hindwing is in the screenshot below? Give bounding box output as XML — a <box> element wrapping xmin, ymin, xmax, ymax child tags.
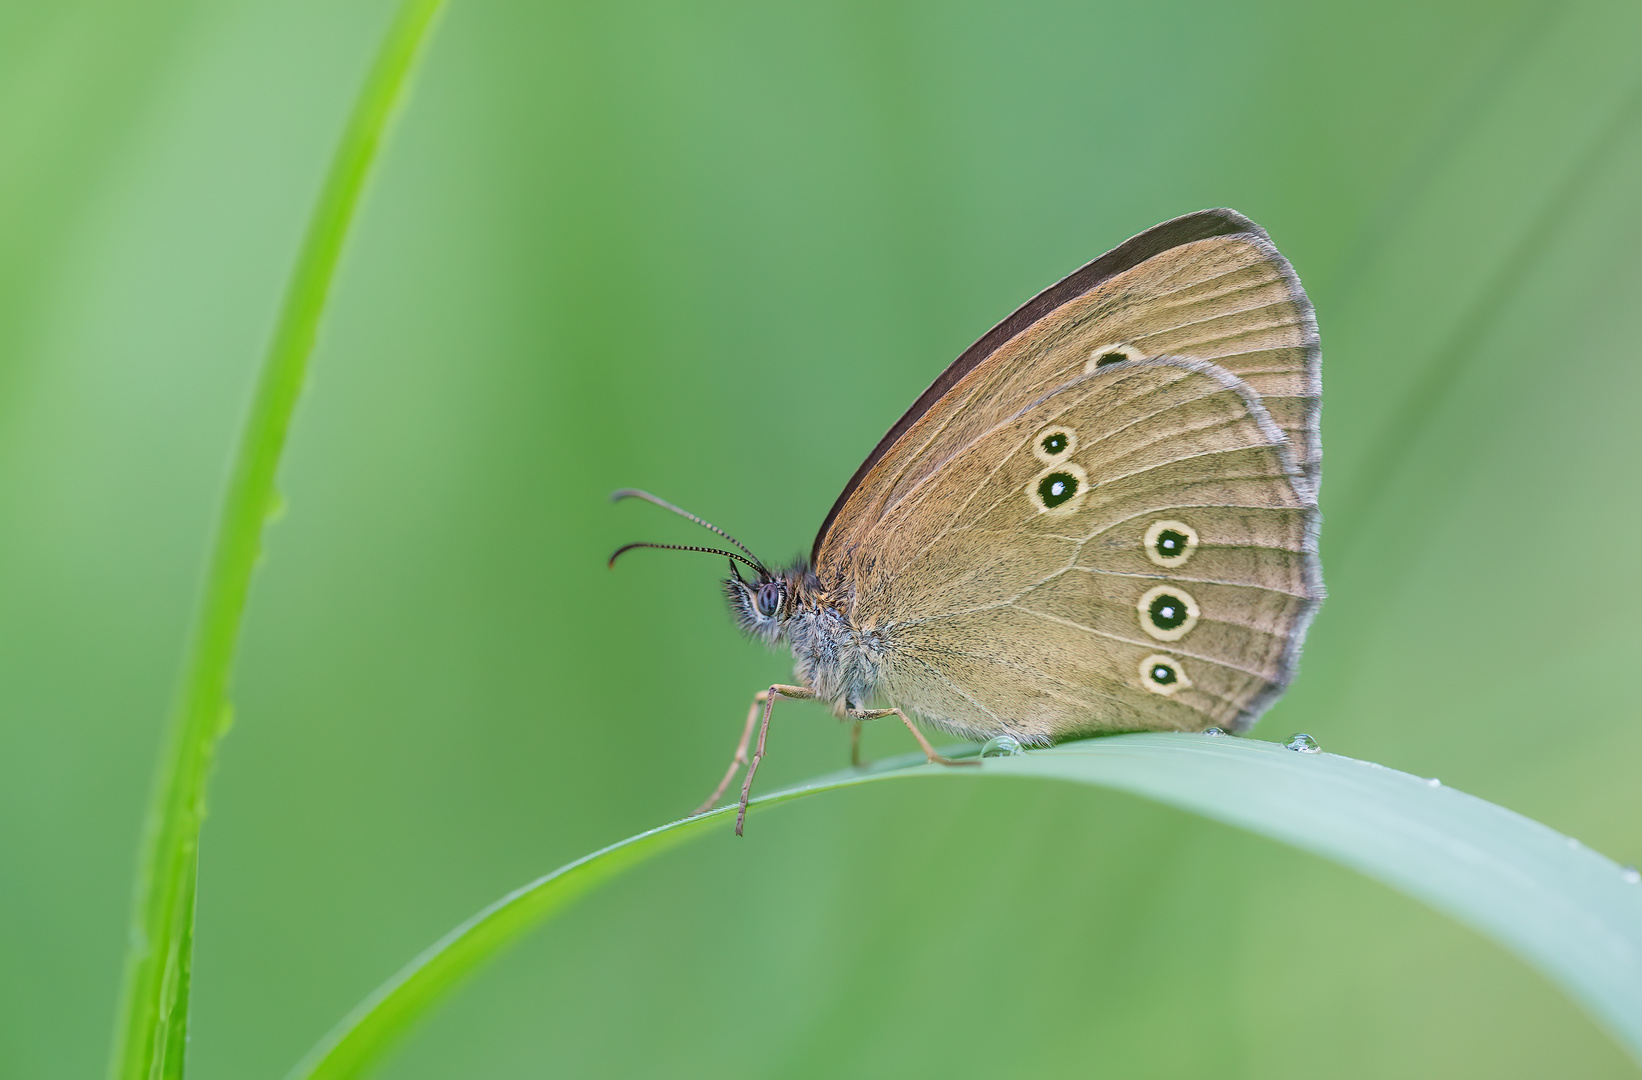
<box><xmin>836</xmin><ymin>357</ymin><xmax>1321</xmax><ymax>742</ymax></box>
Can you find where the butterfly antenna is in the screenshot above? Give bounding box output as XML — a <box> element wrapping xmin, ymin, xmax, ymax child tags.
<box><xmin>610</xmin><ymin>488</ymin><xmax>764</xmax><ymax>567</ymax></box>
<box><xmin>607</xmin><ymin>541</ymin><xmax>765</xmax><ymax>574</ymax></box>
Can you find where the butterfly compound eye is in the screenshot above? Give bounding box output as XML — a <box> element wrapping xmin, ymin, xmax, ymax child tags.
<box><xmin>755</xmin><ymin>583</ymin><xmax>782</xmax><ymax>618</ymax></box>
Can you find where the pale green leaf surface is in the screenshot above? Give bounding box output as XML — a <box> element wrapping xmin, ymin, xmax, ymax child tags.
<box><xmin>291</xmin><ymin>734</ymin><xmax>1642</xmax><ymax>1079</ymax></box>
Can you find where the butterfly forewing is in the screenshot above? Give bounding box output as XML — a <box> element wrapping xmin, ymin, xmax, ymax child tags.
<box><xmin>834</xmin><ymin>358</ymin><xmax>1321</xmax><ymax>742</ymax></box>
<box><xmin>815</xmin><ymin>211</ymin><xmax>1319</xmax><ymax>570</ymax></box>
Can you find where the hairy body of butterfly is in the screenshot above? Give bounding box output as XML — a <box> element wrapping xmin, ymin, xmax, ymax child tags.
<box><xmin>614</xmin><ymin>209</ymin><xmax>1323</xmax><ymax>834</ymax></box>
<box><xmin>726</xmin><ymin>568</ymin><xmax>884</xmax><ymax>709</ymax></box>
<box><xmin>724</xmin><ymin>565</ymin><xmax>917</xmax><ymax>737</ymax></box>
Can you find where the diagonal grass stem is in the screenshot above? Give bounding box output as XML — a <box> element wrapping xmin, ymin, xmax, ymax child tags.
<box><xmin>107</xmin><ymin>2</ymin><xmax>447</xmax><ymax>1077</ymax></box>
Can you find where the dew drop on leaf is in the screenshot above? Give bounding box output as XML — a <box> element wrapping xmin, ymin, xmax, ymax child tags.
<box><xmin>1285</xmin><ymin>733</ymin><xmax>1320</xmax><ymax>753</ymax></box>
<box><xmin>979</xmin><ymin>735</ymin><xmax>1025</xmax><ymax>758</ymax></box>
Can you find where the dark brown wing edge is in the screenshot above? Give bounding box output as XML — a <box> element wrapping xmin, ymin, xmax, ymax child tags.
<box><xmin>812</xmin><ymin>208</ymin><xmax>1277</xmax><ymax>563</ymax></box>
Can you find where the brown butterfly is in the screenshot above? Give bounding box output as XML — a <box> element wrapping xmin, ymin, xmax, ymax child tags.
<box><xmin>613</xmin><ymin>209</ymin><xmax>1323</xmax><ymax>834</ymax></box>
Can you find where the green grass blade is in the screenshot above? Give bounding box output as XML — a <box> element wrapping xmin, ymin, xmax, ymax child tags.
<box><xmin>288</xmin><ymin>734</ymin><xmax>1642</xmax><ymax>1079</ymax></box>
<box><xmin>107</xmin><ymin>3</ymin><xmax>447</xmax><ymax>1077</ymax></box>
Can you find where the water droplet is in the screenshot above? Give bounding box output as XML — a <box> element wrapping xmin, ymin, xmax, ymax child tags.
<box><xmin>1426</xmin><ymin>777</ymin><xmax>1442</xmax><ymax>788</ymax></box>
<box><xmin>979</xmin><ymin>735</ymin><xmax>1025</xmax><ymax>759</ymax></box>
<box><xmin>1622</xmin><ymin>866</ymin><xmax>1640</xmax><ymax>885</ymax></box>
<box><xmin>1203</xmin><ymin>727</ymin><xmax>1227</xmax><ymax>737</ymax></box>
<box><xmin>1285</xmin><ymin>733</ymin><xmax>1320</xmax><ymax>754</ymax></box>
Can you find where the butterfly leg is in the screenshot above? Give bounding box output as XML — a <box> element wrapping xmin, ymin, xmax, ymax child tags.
<box><xmin>732</xmin><ymin>684</ymin><xmax>814</xmax><ymax>836</ymax></box>
<box><xmin>846</xmin><ymin>707</ymin><xmax>979</xmax><ymax>768</ymax></box>
<box><xmin>691</xmin><ymin>690</ymin><xmax>768</xmax><ymax>818</ymax></box>
<box><xmin>850</xmin><ymin>722</ymin><xmax>866</xmax><ymax>769</ymax></box>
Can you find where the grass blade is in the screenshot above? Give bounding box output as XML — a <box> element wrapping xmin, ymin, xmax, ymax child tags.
<box><xmin>106</xmin><ymin>3</ymin><xmax>447</xmax><ymax>1076</ymax></box>
<box><xmin>288</xmin><ymin>734</ymin><xmax>1642</xmax><ymax>1079</ymax></box>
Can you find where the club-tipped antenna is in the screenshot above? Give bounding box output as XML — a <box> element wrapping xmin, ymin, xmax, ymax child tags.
<box><xmin>610</xmin><ymin>488</ymin><xmax>764</xmax><ymax>568</ymax></box>
<box><xmin>607</xmin><ymin>541</ymin><xmax>765</xmax><ymax>574</ymax></box>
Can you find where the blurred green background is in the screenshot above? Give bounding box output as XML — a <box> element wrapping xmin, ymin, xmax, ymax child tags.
<box><xmin>4</xmin><ymin>0</ymin><xmax>1642</xmax><ymax>1076</ymax></box>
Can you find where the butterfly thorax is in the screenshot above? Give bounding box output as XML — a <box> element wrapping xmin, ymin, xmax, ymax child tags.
<box><xmin>724</xmin><ymin>561</ymin><xmax>888</xmax><ymax>714</ymax></box>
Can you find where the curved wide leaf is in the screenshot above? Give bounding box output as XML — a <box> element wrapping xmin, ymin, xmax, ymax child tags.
<box><xmin>289</xmin><ymin>733</ymin><xmax>1642</xmax><ymax>1079</ymax></box>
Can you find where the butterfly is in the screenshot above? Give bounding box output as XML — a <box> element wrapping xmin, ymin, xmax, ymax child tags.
<box><xmin>613</xmin><ymin>209</ymin><xmax>1323</xmax><ymax>834</ymax></box>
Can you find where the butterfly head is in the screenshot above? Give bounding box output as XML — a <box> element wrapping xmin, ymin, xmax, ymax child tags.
<box><xmin>609</xmin><ymin>487</ymin><xmax>799</xmax><ymax>645</ymax></box>
<box><xmin>723</xmin><ymin>561</ymin><xmax>811</xmax><ymax>646</ymax></box>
